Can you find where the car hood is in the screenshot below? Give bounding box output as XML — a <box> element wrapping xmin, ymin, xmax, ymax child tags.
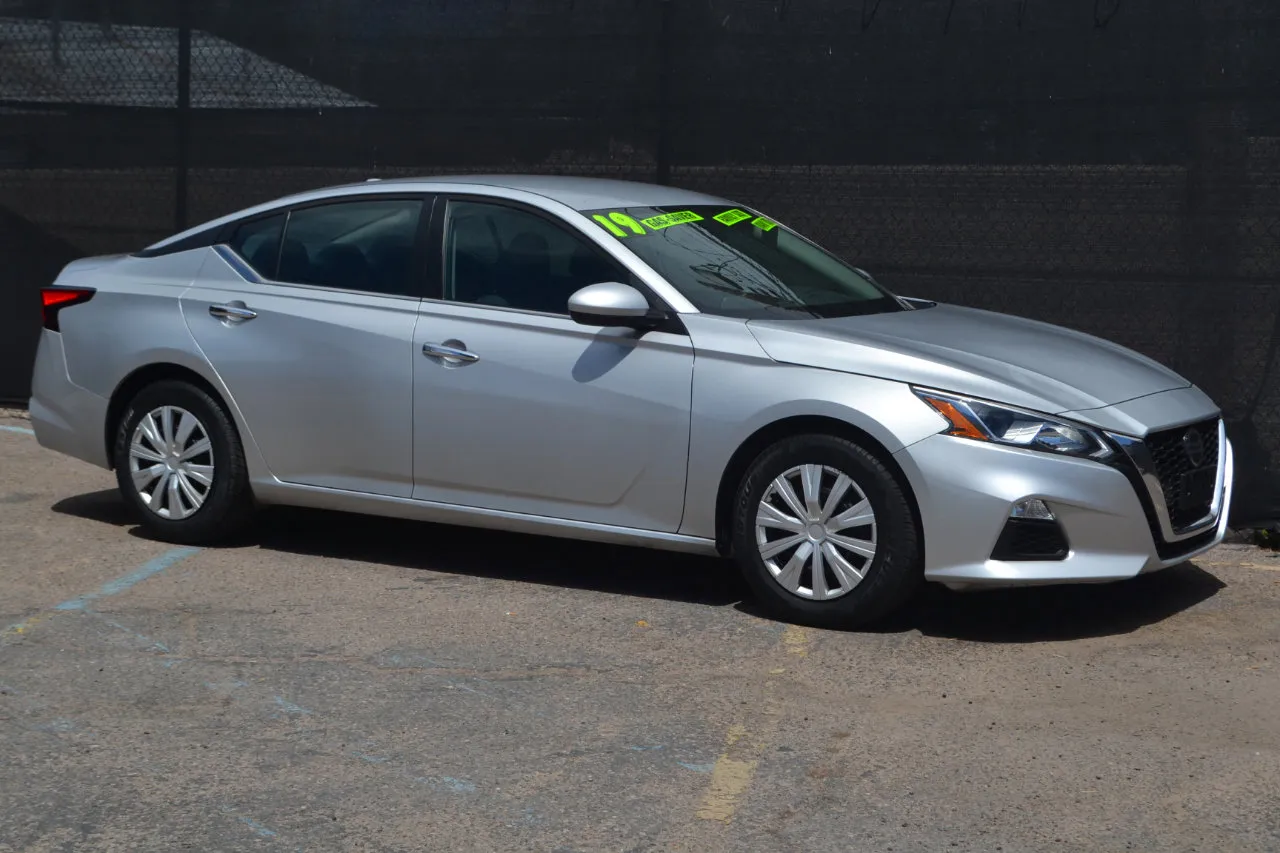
<box><xmin>746</xmin><ymin>303</ymin><xmax>1190</xmax><ymax>414</ymax></box>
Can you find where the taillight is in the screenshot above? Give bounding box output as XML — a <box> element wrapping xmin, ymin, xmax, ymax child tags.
<box><xmin>41</xmin><ymin>287</ymin><xmax>95</xmax><ymax>332</ymax></box>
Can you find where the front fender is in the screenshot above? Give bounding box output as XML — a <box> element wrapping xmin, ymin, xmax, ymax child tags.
<box><xmin>680</xmin><ymin>358</ymin><xmax>944</xmax><ymax>541</ymax></box>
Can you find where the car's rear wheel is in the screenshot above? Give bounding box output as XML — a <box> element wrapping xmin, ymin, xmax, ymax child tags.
<box><xmin>113</xmin><ymin>380</ymin><xmax>253</xmax><ymax>544</ymax></box>
<box><xmin>730</xmin><ymin>434</ymin><xmax>922</xmax><ymax>628</ymax></box>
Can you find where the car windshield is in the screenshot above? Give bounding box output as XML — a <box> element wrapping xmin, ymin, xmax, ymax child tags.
<box><xmin>580</xmin><ymin>205</ymin><xmax>907</xmax><ymax>319</ymax></box>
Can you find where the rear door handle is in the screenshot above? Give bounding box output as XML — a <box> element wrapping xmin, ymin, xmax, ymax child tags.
<box><xmin>422</xmin><ymin>342</ymin><xmax>479</xmax><ymax>365</ymax></box>
<box><xmin>209</xmin><ymin>302</ymin><xmax>257</xmax><ymax>322</ymax></box>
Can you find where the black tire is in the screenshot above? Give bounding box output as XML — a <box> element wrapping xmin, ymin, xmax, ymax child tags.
<box><xmin>113</xmin><ymin>379</ymin><xmax>253</xmax><ymax>545</ymax></box>
<box><xmin>730</xmin><ymin>434</ymin><xmax>922</xmax><ymax>629</ymax></box>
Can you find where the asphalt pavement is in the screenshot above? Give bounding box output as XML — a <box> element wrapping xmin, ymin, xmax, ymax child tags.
<box><xmin>2</xmin><ymin>415</ymin><xmax>1278</xmax><ymax>852</ymax></box>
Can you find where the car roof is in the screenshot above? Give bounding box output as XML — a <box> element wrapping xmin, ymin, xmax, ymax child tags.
<box><xmin>143</xmin><ymin>174</ymin><xmax>731</xmax><ymax>254</ymax></box>
<box><xmin>369</xmin><ymin>175</ymin><xmax>727</xmax><ymax>211</ymax></box>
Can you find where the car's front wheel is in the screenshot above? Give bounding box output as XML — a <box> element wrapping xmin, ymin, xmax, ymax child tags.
<box><xmin>113</xmin><ymin>380</ymin><xmax>253</xmax><ymax>545</ymax></box>
<box><xmin>730</xmin><ymin>434</ymin><xmax>922</xmax><ymax>628</ymax></box>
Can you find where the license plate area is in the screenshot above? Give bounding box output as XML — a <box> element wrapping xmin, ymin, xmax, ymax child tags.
<box><xmin>1177</xmin><ymin>467</ymin><xmax>1216</xmax><ymax>511</ymax></box>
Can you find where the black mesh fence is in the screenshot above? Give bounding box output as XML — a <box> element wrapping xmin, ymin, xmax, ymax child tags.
<box><xmin>1</xmin><ymin>0</ymin><xmax>1278</xmax><ymax>524</ymax></box>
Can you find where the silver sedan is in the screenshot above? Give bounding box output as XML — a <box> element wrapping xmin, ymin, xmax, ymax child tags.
<box><xmin>29</xmin><ymin>176</ymin><xmax>1234</xmax><ymax>627</ymax></box>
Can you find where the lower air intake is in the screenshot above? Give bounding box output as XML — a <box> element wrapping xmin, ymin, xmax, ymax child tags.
<box><xmin>991</xmin><ymin>518</ymin><xmax>1069</xmax><ymax>562</ymax></box>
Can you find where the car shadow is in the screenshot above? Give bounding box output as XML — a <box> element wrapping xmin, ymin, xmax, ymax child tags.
<box><xmin>52</xmin><ymin>488</ymin><xmax>137</xmax><ymax>527</ymax></box>
<box><xmin>851</xmin><ymin>563</ymin><xmax>1226</xmax><ymax>642</ymax></box>
<box><xmin>52</xmin><ymin>491</ymin><xmax>744</xmax><ymax>607</ymax></box>
<box><xmin>54</xmin><ymin>490</ymin><xmax>1226</xmax><ymax>639</ymax></box>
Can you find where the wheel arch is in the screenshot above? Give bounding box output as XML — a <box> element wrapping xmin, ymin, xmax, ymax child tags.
<box><xmin>713</xmin><ymin>415</ymin><xmax>925</xmax><ymax>560</ymax></box>
<box><xmin>104</xmin><ymin>363</ymin><xmax>231</xmax><ymax>470</ymax></box>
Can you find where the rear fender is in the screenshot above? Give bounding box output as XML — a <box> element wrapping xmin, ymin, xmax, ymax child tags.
<box><xmin>55</xmin><ymin>249</ymin><xmax>274</xmax><ymax>483</ymax></box>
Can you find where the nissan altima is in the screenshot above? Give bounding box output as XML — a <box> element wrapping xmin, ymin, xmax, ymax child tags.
<box><xmin>29</xmin><ymin>176</ymin><xmax>1233</xmax><ymax>627</ymax></box>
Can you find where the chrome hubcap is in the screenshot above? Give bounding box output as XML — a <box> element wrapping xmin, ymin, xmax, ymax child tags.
<box><xmin>755</xmin><ymin>464</ymin><xmax>877</xmax><ymax>601</ymax></box>
<box><xmin>128</xmin><ymin>406</ymin><xmax>214</xmax><ymax>520</ymax></box>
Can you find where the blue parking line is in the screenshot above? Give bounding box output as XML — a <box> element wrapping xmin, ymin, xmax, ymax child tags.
<box><xmin>0</xmin><ymin>425</ymin><xmax>34</xmax><ymax>435</ymax></box>
<box><xmin>53</xmin><ymin>547</ymin><xmax>202</xmax><ymax>612</ymax></box>
<box><xmin>220</xmin><ymin>807</ymin><xmax>279</xmax><ymax>840</ymax></box>
<box><xmin>236</xmin><ymin>816</ymin><xmax>278</xmax><ymax>839</ymax></box>
<box><xmin>3</xmin><ymin>547</ymin><xmax>203</xmax><ymax>645</ymax></box>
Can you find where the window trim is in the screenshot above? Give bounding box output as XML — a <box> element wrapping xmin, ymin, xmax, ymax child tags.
<box><xmin>224</xmin><ymin>210</ymin><xmax>288</xmax><ymax>279</ymax></box>
<box><xmin>213</xmin><ymin>192</ymin><xmax>436</xmax><ymax>300</ymax></box>
<box><xmin>427</xmin><ymin>193</ymin><xmax>680</xmax><ymax>326</ymax></box>
<box><xmin>132</xmin><ymin>223</ymin><xmax>225</xmax><ymax>258</ymax></box>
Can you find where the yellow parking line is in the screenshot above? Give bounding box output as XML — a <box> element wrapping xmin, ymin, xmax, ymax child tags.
<box><xmin>687</xmin><ymin>628</ymin><xmax>813</xmax><ymax>827</ymax></box>
<box><xmin>782</xmin><ymin>624</ymin><xmax>810</xmax><ymax>656</ymax></box>
<box><xmin>696</xmin><ymin>758</ymin><xmax>759</xmax><ymax>822</ymax></box>
<box><xmin>0</xmin><ymin>612</ymin><xmax>54</xmax><ymax>643</ymax></box>
<box><xmin>696</xmin><ymin>724</ymin><xmax>760</xmax><ymax>823</ymax></box>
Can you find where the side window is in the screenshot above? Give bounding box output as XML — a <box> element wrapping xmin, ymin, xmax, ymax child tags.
<box><xmin>228</xmin><ymin>213</ymin><xmax>285</xmax><ymax>279</ymax></box>
<box><xmin>277</xmin><ymin>199</ymin><xmax>423</xmax><ymax>296</ymax></box>
<box><xmin>443</xmin><ymin>200</ymin><xmax>627</xmax><ymax>314</ymax></box>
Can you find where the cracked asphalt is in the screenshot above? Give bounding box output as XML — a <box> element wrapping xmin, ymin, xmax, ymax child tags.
<box><xmin>2</xmin><ymin>415</ymin><xmax>1279</xmax><ymax>852</ymax></box>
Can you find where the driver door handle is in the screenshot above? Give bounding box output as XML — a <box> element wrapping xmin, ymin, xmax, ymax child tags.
<box><xmin>209</xmin><ymin>302</ymin><xmax>257</xmax><ymax>322</ymax></box>
<box><xmin>422</xmin><ymin>342</ymin><xmax>480</xmax><ymax>365</ymax></box>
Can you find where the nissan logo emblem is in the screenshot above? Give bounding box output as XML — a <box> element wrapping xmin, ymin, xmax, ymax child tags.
<box><xmin>1182</xmin><ymin>428</ymin><xmax>1206</xmax><ymax>467</ymax></box>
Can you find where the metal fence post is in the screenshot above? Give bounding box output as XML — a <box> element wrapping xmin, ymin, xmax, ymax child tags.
<box><xmin>655</xmin><ymin>0</ymin><xmax>674</xmax><ymax>185</ymax></box>
<box><xmin>50</xmin><ymin>0</ymin><xmax>63</xmax><ymax>68</ymax></box>
<box><xmin>175</xmin><ymin>0</ymin><xmax>192</xmax><ymax>232</ymax></box>
<box><xmin>1180</xmin><ymin>0</ymin><xmax>1247</xmax><ymax>401</ymax></box>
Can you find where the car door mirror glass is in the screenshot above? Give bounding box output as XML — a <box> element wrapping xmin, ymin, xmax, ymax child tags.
<box><xmin>568</xmin><ymin>282</ymin><xmax>656</xmax><ymax>327</ymax></box>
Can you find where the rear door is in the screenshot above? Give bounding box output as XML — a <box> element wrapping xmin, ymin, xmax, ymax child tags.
<box><xmin>181</xmin><ymin>194</ymin><xmax>431</xmax><ymax>497</ymax></box>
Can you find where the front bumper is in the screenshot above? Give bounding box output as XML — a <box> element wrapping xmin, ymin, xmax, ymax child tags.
<box><xmin>894</xmin><ymin>424</ymin><xmax>1233</xmax><ymax>591</ymax></box>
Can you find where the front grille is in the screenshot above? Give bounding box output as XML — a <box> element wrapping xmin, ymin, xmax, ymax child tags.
<box><xmin>991</xmin><ymin>518</ymin><xmax>1069</xmax><ymax>562</ymax></box>
<box><xmin>1145</xmin><ymin>418</ymin><xmax>1220</xmax><ymax>530</ymax></box>
<box><xmin>1155</xmin><ymin>526</ymin><xmax>1219</xmax><ymax>562</ymax></box>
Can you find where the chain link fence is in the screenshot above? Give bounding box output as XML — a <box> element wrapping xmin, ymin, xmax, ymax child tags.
<box><xmin>1</xmin><ymin>0</ymin><xmax>1278</xmax><ymax>524</ymax></box>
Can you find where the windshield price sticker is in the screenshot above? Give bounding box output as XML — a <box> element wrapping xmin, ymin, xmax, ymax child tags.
<box><xmin>640</xmin><ymin>210</ymin><xmax>704</xmax><ymax>230</ymax></box>
<box><xmin>713</xmin><ymin>208</ymin><xmax>753</xmax><ymax>226</ymax></box>
<box><xmin>751</xmin><ymin>217</ymin><xmax>777</xmax><ymax>231</ymax></box>
<box><xmin>589</xmin><ymin>209</ymin><xmax>711</xmax><ymax>238</ymax></box>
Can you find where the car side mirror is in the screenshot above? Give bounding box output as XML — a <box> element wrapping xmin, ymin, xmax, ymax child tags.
<box><xmin>567</xmin><ymin>282</ymin><xmax>664</xmax><ymax>329</ymax></box>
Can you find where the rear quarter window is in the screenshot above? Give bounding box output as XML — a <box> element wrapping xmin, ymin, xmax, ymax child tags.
<box><xmin>228</xmin><ymin>214</ymin><xmax>286</xmax><ymax>278</ymax></box>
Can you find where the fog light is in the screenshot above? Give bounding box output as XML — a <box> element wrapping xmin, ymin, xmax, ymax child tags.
<box><xmin>1010</xmin><ymin>498</ymin><xmax>1055</xmax><ymax>520</ymax></box>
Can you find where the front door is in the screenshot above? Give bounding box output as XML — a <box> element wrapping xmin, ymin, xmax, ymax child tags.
<box><xmin>411</xmin><ymin>197</ymin><xmax>694</xmax><ymax>532</ymax></box>
<box><xmin>181</xmin><ymin>196</ymin><xmax>428</xmax><ymax>496</ymax></box>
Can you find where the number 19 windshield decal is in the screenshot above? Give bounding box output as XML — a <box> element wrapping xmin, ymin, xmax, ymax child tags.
<box><xmin>588</xmin><ymin>207</ymin><xmax>777</xmax><ymax>239</ymax></box>
<box><xmin>590</xmin><ymin>212</ymin><xmax>647</xmax><ymax>237</ymax></box>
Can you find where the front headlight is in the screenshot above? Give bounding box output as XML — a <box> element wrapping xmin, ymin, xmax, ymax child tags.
<box><xmin>913</xmin><ymin>388</ymin><xmax>1114</xmax><ymax>461</ymax></box>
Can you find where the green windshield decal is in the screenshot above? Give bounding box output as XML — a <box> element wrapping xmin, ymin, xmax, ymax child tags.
<box><xmin>592</xmin><ymin>212</ymin><xmax>646</xmax><ymax>237</ymax></box>
<box><xmin>640</xmin><ymin>210</ymin><xmax>704</xmax><ymax>230</ymax></box>
<box><xmin>591</xmin><ymin>214</ymin><xmax>627</xmax><ymax>237</ymax></box>
<box><xmin>751</xmin><ymin>216</ymin><xmax>777</xmax><ymax>232</ymax></box>
<box><xmin>713</xmin><ymin>208</ymin><xmax>753</xmax><ymax>226</ymax></box>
